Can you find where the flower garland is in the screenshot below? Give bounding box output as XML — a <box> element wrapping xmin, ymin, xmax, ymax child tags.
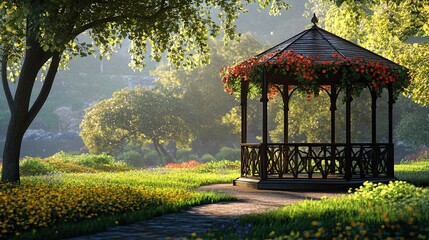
<box><xmin>221</xmin><ymin>50</ymin><xmax>409</xmax><ymax>100</ymax></box>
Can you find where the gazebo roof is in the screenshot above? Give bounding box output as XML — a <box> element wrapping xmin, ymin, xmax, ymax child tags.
<box><xmin>221</xmin><ymin>18</ymin><xmax>409</xmax><ymax>98</ymax></box>
<box><xmin>258</xmin><ymin>25</ymin><xmax>402</xmax><ymax>69</ymax></box>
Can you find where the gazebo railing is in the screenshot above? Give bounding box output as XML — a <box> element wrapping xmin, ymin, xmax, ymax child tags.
<box><xmin>241</xmin><ymin>143</ymin><xmax>392</xmax><ymax>179</ymax></box>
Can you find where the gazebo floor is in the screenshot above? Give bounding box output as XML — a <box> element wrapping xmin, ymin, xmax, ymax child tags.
<box><xmin>233</xmin><ymin>175</ymin><xmax>396</xmax><ymax>192</ymax></box>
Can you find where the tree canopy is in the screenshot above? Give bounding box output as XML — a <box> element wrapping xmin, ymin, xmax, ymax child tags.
<box><xmin>309</xmin><ymin>0</ymin><xmax>429</xmax><ymax>106</ymax></box>
<box><xmin>80</xmin><ymin>87</ymin><xmax>191</xmax><ymax>162</ymax></box>
<box><xmin>0</xmin><ymin>0</ymin><xmax>289</xmax><ymax>182</ymax></box>
<box><xmin>152</xmin><ymin>34</ymin><xmax>265</xmax><ymax>153</ymax></box>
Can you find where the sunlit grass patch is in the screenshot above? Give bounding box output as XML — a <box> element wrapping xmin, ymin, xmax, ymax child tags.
<box><xmin>16</xmin><ymin>152</ymin><xmax>134</xmax><ymax>177</ymax></box>
<box><xmin>0</xmin><ymin>162</ymin><xmax>239</xmax><ymax>239</ymax></box>
<box><xmin>396</xmin><ymin>161</ymin><xmax>429</xmax><ymax>186</ymax></box>
<box><xmin>201</xmin><ymin>181</ymin><xmax>429</xmax><ymax>239</ymax></box>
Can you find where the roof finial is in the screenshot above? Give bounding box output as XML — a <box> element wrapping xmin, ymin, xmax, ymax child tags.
<box><xmin>311</xmin><ymin>13</ymin><xmax>319</xmax><ymax>26</ymax></box>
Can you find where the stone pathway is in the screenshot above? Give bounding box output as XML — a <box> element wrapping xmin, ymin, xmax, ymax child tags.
<box><xmin>66</xmin><ymin>184</ymin><xmax>343</xmax><ymax>240</ymax></box>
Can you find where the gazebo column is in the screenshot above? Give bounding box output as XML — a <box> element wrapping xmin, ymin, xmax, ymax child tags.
<box><xmin>260</xmin><ymin>70</ymin><xmax>269</xmax><ymax>180</ymax></box>
<box><xmin>330</xmin><ymin>85</ymin><xmax>337</xmax><ymax>174</ymax></box>
<box><xmin>240</xmin><ymin>81</ymin><xmax>249</xmax><ymax>144</ymax></box>
<box><xmin>387</xmin><ymin>83</ymin><xmax>395</xmax><ymax>177</ymax></box>
<box><xmin>370</xmin><ymin>90</ymin><xmax>379</xmax><ymax>177</ymax></box>
<box><xmin>345</xmin><ymin>88</ymin><xmax>353</xmax><ymax>180</ymax></box>
<box><xmin>281</xmin><ymin>84</ymin><xmax>290</xmax><ymax>178</ymax></box>
<box><xmin>283</xmin><ymin>84</ymin><xmax>290</xmax><ymax>144</ymax></box>
<box><xmin>240</xmin><ymin>81</ymin><xmax>249</xmax><ymax>177</ymax></box>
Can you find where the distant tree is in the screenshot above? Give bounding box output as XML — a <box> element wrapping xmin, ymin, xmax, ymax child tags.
<box><xmin>309</xmin><ymin>0</ymin><xmax>429</xmax><ymax>106</ymax></box>
<box><xmin>269</xmin><ymin>94</ymin><xmax>331</xmax><ymax>143</ymax></box>
<box><xmin>394</xmin><ymin>97</ymin><xmax>429</xmax><ymax>150</ymax></box>
<box><xmin>0</xmin><ymin>0</ymin><xmax>288</xmax><ymax>182</ymax></box>
<box><xmin>152</xmin><ymin>34</ymin><xmax>265</xmax><ymax>154</ymax></box>
<box><xmin>80</xmin><ymin>87</ymin><xmax>191</xmax><ymax>163</ymax></box>
<box><xmin>269</xmin><ymin>90</ymin><xmax>394</xmax><ymax>144</ymax></box>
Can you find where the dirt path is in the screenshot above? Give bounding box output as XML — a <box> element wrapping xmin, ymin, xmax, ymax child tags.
<box><xmin>66</xmin><ymin>184</ymin><xmax>343</xmax><ymax>240</ymax></box>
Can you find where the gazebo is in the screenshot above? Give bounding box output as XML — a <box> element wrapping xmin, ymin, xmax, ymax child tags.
<box><xmin>221</xmin><ymin>17</ymin><xmax>409</xmax><ymax>191</ymax></box>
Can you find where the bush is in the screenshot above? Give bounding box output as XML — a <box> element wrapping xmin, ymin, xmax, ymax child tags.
<box><xmin>48</xmin><ymin>151</ymin><xmax>132</xmax><ymax>172</ymax></box>
<box><xmin>175</xmin><ymin>149</ymin><xmax>197</xmax><ymax>163</ymax></box>
<box><xmin>20</xmin><ymin>157</ymin><xmax>57</xmax><ymax>176</ymax></box>
<box><xmin>164</xmin><ymin>160</ymin><xmax>202</xmax><ymax>169</ymax></box>
<box><xmin>200</xmin><ymin>153</ymin><xmax>217</xmax><ymax>163</ymax></box>
<box><xmin>176</xmin><ymin>149</ymin><xmax>192</xmax><ymax>160</ymax></box>
<box><xmin>215</xmin><ymin>147</ymin><xmax>240</xmax><ymax>161</ymax></box>
<box><xmin>117</xmin><ymin>150</ymin><xmax>144</xmax><ymax>167</ymax></box>
<box><xmin>401</xmin><ymin>147</ymin><xmax>429</xmax><ymax>163</ymax></box>
<box><xmin>142</xmin><ymin>149</ymin><xmax>162</xmax><ymax>166</ymax></box>
<box><xmin>197</xmin><ymin>160</ymin><xmax>240</xmax><ymax>173</ymax></box>
<box><xmin>75</xmin><ymin>153</ymin><xmax>115</xmax><ymax>167</ymax></box>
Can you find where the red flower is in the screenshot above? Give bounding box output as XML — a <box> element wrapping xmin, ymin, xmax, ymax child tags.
<box><xmin>220</xmin><ymin>50</ymin><xmax>408</xmax><ymax>98</ymax></box>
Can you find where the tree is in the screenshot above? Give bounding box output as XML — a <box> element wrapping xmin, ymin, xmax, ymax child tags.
<box><xmin>80</xmin><ymin>87</ymin><xmax>191</xmax><ymax>163</ymax></box>
<box><xmin>0</xmin><ymin>0</ymin><xmax>288</xmax><ymax>182</ymax></box>
<box><xmin>394</xmin><ymin>97</ymin><xmax>429</xmax><ymax>151</ymax></box>
<box><xmin>152</xmin><ymin>34</ymin><xmax>265</xmax><ymax>154</ymax></box>
<box><xmin>269</xmin><ymin>90</ymin><xmax>395</xmax><ymax>144</ymax></box>
<box><xmin>308</xmin><ymin>0</ymin><xmax>429</xmax><ymax>106</ymax></box>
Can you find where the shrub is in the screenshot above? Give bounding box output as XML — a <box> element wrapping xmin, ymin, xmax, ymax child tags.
<box><xmin>164</xmin><ymin>160</ymin><xmax>202</xmax><ymax>169</ymax></box>
<box><xmin>197</xmin><ymin>160</ymin><xmax>240</xmax><ymax>173</ymax></box>
<box><xmin>47</xmin><ymin>151</ymin><xmax>133</xmax><ymax>172</ymax></box>
<box><xmin>176</xmin><ymin>149</ymin><xmax>192</xmax><ymax>160</ymax></box>
<box><xmin>117</xmin><ymin>150</ymin><xmax>144</xmax><ymax>167</ymax></box>
<box><xmin>75</xmin><ymin>153</ymin><xmax>115</xmax><ymax>167</ymax></box>
<box><xmin>215</xmin><ymin>147</ymin><xmax>240</xmax><ymax>161</ymax></box>
<box><xmin>200</xmin><ymin>153</ymin><xmax>217</xmax><ymax>163</ymax></box>
<box><xmin>175</xmin><ymin>149</ymin><xmax>199</xmax><ymax>163</ymax></box>
<box><xmin>142</xmin><ymin>149</ymin><xmax>162</xmax><ymax>166</ymax></box>
<box><xmin>50</xmin><ymin>151</ymin><xmax>74</xmax><ymax>162</ymax></box>
<box><xmin>20</xmin><ymin>157</ymin><xmax>57</xmax><ymax>176</ymax></box>
<box><xmin>401</xmin><ymin>147</ymin><xmax>429</xmax><ymax>163</ymax></box>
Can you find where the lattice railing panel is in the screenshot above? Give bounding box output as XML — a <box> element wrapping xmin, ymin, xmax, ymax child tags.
<box><xmin>241</xmin><ymin>143</ymin><xmax>391</xmax><ymax>179</ymax></box>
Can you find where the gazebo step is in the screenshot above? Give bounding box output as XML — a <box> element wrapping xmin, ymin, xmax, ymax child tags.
<box><xmin>233</xmin><ymin>177</ymin><xmax>396</xmax><ymax>192</ymax></box>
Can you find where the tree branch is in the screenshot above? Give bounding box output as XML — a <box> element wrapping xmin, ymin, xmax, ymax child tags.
<box><xmin>1</xmin><ymin>56</ymin><xmax>14</xmax><ymax>112</ymax></box>
<box><xmin>68</xmin><ymin>3</ymin><xmax>174</xmax><ymax>41</ymax></box>
<box><xmin>25</xmin><ymin>53</ymin><xmax>61</xmax><ymax>129</ymax></box>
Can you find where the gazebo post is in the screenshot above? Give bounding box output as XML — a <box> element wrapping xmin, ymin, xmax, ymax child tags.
<box><xmin>281</xmin><ymin>84</ymin><xmax>290</xmax><ymax>178</ymax></box>
<box><xmin>283</xmin><ymin>84</ymin><xmax>289</xmax><ymax>144</ymax></box>
<box><xmin>371</xmin><ymin>90</ymin><xmax>377</xmax><ymax>144</ymax></box>
<box><xmin>387</xmin><ymin>83</ymin><xmax>395</xmax><ymax>177</ymax></box>
<box><xmin>260</xmin><ymin>70</ymin><xmax>269</xmax><ymax>180</ymax></box>
<box><xmin>370</xmin><ymin>89</ymin><xmax>379</xmax><ymax>177</ymax></box>
<box><xmin>345</xmin><ymin>88</ymin><xmax>353</xmax><ymax>180</ymax></box>
<box><xmin>330</xmin><ymin>85</ymin><xmax>337</xmax><ymax>174</ymax></box>
<box><xmin>240</xmin><ymin>81</ymin><xmax>249</xmax><ymax>144</ymax></box>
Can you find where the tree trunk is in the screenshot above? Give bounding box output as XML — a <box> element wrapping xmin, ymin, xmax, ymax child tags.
<box><xmin>1</xmin><ymin>37</ymin><xmax>60</xmax><ymax>182</ymax></box>
<box><xmin>1</xmin><ymin>124</ymin><xmax>26</xmax><ymax>182</ymax></box>
<box><xmin>158</xmin><ymin>143</ymin><xmax>175</xmax><ymax>163</ymax></box>
<box><xmin>152</xmin><ymin>139</ymin><xmax>176</xmax><ymax>164</ymax></box>
<box><xmin>152</xmin><ymin>140</ymin><xmax>164</xmax><ymax>164</ymax></box>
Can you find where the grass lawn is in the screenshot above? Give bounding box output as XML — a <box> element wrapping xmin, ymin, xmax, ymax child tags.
<box><xmin>198</xmin><ymin>161</ymin><xmax>429</xmax><ymax>239</ymax></box>
<box><xmin>1</xmin><ymin>152</ymin><xmax>428</xmax><ymax>240</ymax></box>
<box><xmin>0</xmin><ymin>158</ymin><xmax>240</xmax><ymax>240</ymax></box>
<box><xmin>395</xmin><ymin>161</ymin><xmax>429</xmax><ymax>186</ymax></box>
